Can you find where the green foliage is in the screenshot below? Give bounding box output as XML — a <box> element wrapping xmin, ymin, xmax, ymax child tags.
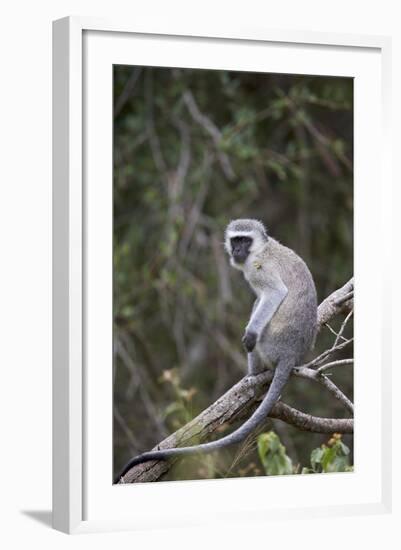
<box><xmin>257</xmin><ymin>431</ymin><xmax>293</xmax><ymax>476</ymax></box>
<box><xmin>257</xmin><ymin>432</ymin><xmax>353</xmax><ymax>476</ymax></box>
<box><xmin>302</xmin><ymin>433</ymin><xmax>353</xmax><ymax>474</ymax></box>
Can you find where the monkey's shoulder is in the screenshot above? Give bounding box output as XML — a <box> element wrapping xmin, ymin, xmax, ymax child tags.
<box><xmin>245</xmin><ymin>251</ymin><xmax>282</xmax><ymax>289</ymax></box>
<box><xmin>267</xmin><ymin>239</ymin><xmax>314</xmax><ymax>276</ymax></box>
<box><xmin>251</xmin><ymin>242</ymin><xmax>284</xmax><ymax>272</ymax></box>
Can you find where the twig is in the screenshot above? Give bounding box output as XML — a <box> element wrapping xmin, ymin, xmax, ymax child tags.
<box><xmin>182</xmin><ymin>90</ymin><xmax>236</xmax><ymax>181</ymax></box>
<box><xmin>304</xmin><ymin>337</ymin><xmax>354</xmax><ymax>369</ymax></box>
<box><xmin>115</xmin><ymin>336</ymin><xmax>168</xmax><ymax>439</ymax></box>
<box><xmin>287</xmin><ymin>93</ymin><xmax>353</xmax><ymax>172</ymax></box>
<box><xmin>170</xmin><ymin>117</ymin><xmax>191</xmax><ymax>201</ymax></box>
<box><xmin>114</xmin><ymin>67</ymin><xmax>142</xmax><ymax>118</ymax></box>
<box><xmin>316</xmin><ymin>359</ymin><xmax>354</xmax><ymax>373</ymax></box>
<box><xmin>324</xmin><ymin>322</ymin><xmax>347</xmax><ymax>342</ymax></box>
<box><xmin>333</xmin><ymin>309</ymin><xmax>353</xmax><ymax>348</ymax></box>
<box><xmin>178</xmin><ymin>152</ymin><xmax>213</xmax><ymax>258</ymax></box>
<box><xmin>293</xmin><ymin>366</ymin><xmax>354</xmax><ymax>414</ymax></box>
<box><xmin>114</xmin><ymin>406</ymin><xmax>139</xmax><ymax>451</ymax></box>
<box><xmin>145</xmin><ymin>71</ymin><xmax>167</xmax><ymax>174</ymax></box>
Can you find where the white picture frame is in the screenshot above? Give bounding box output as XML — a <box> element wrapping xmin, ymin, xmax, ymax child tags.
<box><xmin>52</xmin><ymin>16</ymin><xmax>392</xmax><ymax>534</ymax></box>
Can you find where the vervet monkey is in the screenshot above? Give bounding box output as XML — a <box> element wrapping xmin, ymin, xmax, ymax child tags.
<box><xmin>115</xmin><ymin>219</ymin><xmax>317</xmax><ymax>483</ymax></box>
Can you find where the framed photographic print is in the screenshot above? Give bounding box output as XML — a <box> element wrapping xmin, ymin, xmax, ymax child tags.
<box><xmin>52</xmin><ymin>17</ymin><xmax>392</xmax><ymax>534</ymax></box>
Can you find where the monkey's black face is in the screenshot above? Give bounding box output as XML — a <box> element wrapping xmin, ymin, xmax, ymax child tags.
<box><xmin>230</xmin><ymin>236</ymin><xmax>253</xmax><ymax>264</ymax></box>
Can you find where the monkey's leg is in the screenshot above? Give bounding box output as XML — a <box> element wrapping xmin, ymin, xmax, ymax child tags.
<box><xmin>247</xmin><ymin>351</ymin><xmax>264</xmax><ymax>376</ymax></box>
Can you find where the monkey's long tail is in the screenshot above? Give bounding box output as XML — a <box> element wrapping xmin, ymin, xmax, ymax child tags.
<box><xmin>114</xmin><ymin>361</ymin><xmax>294</xmax><ymax>483</ymax></box>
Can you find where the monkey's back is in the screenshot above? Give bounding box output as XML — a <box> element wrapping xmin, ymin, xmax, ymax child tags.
<box><xmin>248</xmin><ymin>238</ymin><xmax>317</xmax><ymax>365</ymax></box>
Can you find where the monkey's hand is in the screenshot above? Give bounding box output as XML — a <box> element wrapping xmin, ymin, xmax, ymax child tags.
<box><xmin>242</xmin><ymin>330</ymin><xmax>258</xmax><ymax>353</ymax></box>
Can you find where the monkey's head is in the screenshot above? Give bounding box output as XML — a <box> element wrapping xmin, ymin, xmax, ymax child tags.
<box><xmin>225</xmin><ymin>219</ymin><xmax>268</xmax><ymax>269</ymax></box>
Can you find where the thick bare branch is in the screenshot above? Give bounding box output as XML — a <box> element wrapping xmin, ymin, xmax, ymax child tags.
<box><xmin>269</xmin><ymin>402</ymin><xmax>353</xmax><ymax>434</ymax></box>
<box><xmin>317</xmin><ymin>277</ymin><xmax>354</xmax><ymax>328</ymax></box>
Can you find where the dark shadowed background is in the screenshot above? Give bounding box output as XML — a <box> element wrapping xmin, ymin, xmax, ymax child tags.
<box><xmin>113</xmin><ymin>65</ymin><xmax>353</xmax><ymax>481</ymax></box>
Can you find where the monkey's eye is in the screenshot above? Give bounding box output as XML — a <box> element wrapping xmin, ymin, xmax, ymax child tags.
<box><xmin>231</xmin><ymin>236</ymin><xmax>252</xmax><ymax>245</ymax></box>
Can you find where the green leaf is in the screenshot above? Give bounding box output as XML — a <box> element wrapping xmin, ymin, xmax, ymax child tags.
<box><xmin>310</xmin><ymin>447</ymin><xmax>325</xmax><ymax>471</ymax></box>
<box><xmin>257</xmin><ymin>431</ymin><xmax>293</xmax><ymax>476</ymax></box>
<box><xmin>309</xmin><ymin>438</ymin><xmax>351</xmax><ymax>473</ymax></box>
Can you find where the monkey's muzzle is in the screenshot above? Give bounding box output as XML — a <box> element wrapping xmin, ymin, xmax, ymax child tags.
<box><xmin>232</xmin><ymin>249</ymin><xmax>249</xmax><ymax>264</ymax></box>
<box><xmin>233</xmin><ymin>251</ymin><xmax>248</xmax><ymax>265</ymax></box>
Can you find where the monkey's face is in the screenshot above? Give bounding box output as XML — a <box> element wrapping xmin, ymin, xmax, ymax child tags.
<box><xmin>230</xmin><ymin>236</ymin><xmax>253</xmax><ymax>266</ymax></box>
<box><xmin>225</xmin><ymin>220</ymin><xmax>268</xmax><ymax>270</ymax></box>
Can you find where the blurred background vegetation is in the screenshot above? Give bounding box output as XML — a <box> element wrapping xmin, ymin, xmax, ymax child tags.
<box><xmin>113</xmin><ymin>66</ymin><xmax>353</xmax><ymax>481</ymax></box>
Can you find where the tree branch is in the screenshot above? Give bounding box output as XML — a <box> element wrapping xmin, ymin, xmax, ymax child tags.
<box><xmin>114</xmin><ymin>67</ymin><xmax>142</xmax><ymax>118</ymax></box>
<box><xmin>119</xmin><ymin>278</ymin><xmax>354</xmax><ymax>483</ymax></box>
<box><xmin>294</xmin><ymin>366</ymin><xmax>354</xmax><ymax>414</ymax></box>
<box><xmin>182</xmin><ymin>90</ymin><xmax>236</xmax><ymax>181</ymax></box>
<box><xmin>269</xmin><ymin>402</ymin><xmax>353</xmax><ymax>434</ymax></box>
<box><xmin>317</xmin><ymin>277</ymin><xmax>354</xmax><ymax>328</ymax></box>
<box><xmin>316</xmin><ymin>358</ymin><xmax>354</xmax><ymax>373</ymax></box>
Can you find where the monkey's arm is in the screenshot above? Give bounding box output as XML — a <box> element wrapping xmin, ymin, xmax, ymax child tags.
<box><xmin>243</xmin><ymin>280</ymin><xmax>287</xmax><ymax>351</ymax></box>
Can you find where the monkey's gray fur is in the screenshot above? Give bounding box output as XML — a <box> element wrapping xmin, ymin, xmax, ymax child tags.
<box><xmin>115</xmin><ymin>219</ymin><xmax>317</xmax><ymax>483</ymax></box>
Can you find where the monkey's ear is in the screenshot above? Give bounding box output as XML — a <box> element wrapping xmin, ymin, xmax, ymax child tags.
<box><xmin>256</xmin><ymin>219</ymin><xmax>269</xmax><ymax>241</ymax></box>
